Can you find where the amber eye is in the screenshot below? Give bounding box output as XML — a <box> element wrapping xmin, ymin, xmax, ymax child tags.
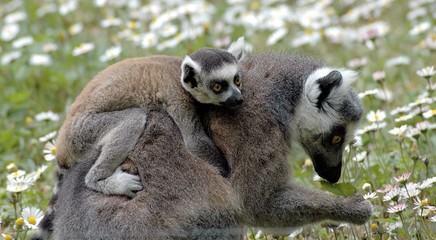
<box><xmin>332</xmin><ymin>135</ymin><xmax>342</xmax><ymax>144</ymax></box>
<box><xmin>234</xmin><ymin>75</ymin><xmax>241</xmax><ymax>87</ymax></box>
<box><xmin>212</xmin><ymin>83</ymin><xmax>222</xmax><ymax>93</ymax></box>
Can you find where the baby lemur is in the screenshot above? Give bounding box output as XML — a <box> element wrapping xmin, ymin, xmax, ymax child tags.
<box><xmin>55</xmin><ymin>38</ymin><xmax>245</xmax><ymax>197</ymax></box>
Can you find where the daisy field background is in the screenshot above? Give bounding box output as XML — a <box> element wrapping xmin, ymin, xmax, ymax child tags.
<box><xmin>0</xmin><ymin>0</ymin><xmax>435</xmax><ymax>239</ymax></box>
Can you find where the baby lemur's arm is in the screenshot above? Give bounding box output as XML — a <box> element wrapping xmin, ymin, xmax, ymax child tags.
<box><xmin>167</xmin><ymin>104</ymin><xmax>230</xmax><ymax>177</ymax></box>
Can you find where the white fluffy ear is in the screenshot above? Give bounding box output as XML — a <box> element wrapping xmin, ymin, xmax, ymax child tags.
<box><xmin>180</xmin><ymin>55</ymin><xmax>202</xmax><ymax>88</ymax></box>
<box><xmin>227</xmin><ymin>36</ymin><xmax>245</xmax><ymax>61</ymax></box>
<box><xmin>305</xmin><ymin>68</ymin><xmax>357</xmax><ymax>108</ymax></box>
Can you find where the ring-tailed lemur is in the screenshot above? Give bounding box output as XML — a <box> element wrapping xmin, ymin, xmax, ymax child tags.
<box><xmin>43</xmin><ymin>52</ymin><xmax>372</xmax><ymax>239</ymax></box>
<box><xmin>55</xmin><ymin>37</ymin><xmax>245</xmax><ymax>198</ymax></box>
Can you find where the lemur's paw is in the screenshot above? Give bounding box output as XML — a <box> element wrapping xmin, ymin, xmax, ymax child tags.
<box><xmin>344</xmin><ymin>195</ymin><xmax>373</xmax><ymax>225</ymax></box>
<box><xmin>105</xmin><ymin>166</ymin><xmax>143</xmax><ymax>198</ymax></box>
<box><xmin>86</xmin><ymin>166</ymin><xmax>143</xmax><ymax>198</ymax></box>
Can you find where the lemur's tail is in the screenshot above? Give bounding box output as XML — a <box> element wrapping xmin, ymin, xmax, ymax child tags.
<box><xmin>30</xmin><ymin>166</ymin><xmax>65</xmax><ymax>240</ymax></box>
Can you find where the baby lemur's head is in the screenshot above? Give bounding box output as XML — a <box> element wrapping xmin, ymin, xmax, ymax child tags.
<box><xmin>180</xmin><ymin>37</ymin><xmax>245</xmax><ymax>108</ymax></box>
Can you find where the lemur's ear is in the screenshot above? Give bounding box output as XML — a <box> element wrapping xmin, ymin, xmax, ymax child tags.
<box><xmin>315</xmin><ymin>70</ymin><xmax>342</xmax><ymax>108</ymax></box>
<box><xmin>305</xmin><ymin>68</ymin><xmax>357</xmax><ymax>110</ymax></box>
<box><xmin>181</xmin><ymin>56</ymin><xmax>201</xmax><ymax>88</ymax></box>
<box><xmin>227</xmin><ymin>37</ymin><xmax>245</xmax><ymax>61</ymax></box>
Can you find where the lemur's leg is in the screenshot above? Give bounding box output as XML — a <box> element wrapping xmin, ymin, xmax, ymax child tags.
<box><xmin>257</xmin><ymin>184</ymin><xmax>372</xmax><ymax>228</ymax></box>
<box><xmin>83</xmin><ymin>108</ymin><xmax>146</xmax><ymax>197</ymax></box>
<box><xmin>167</xmin><ymin>105</ymin><xmax>230</xmax><ymax>177</ymax></box>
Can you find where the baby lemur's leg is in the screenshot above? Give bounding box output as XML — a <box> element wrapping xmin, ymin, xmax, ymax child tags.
<box><xmin>83</xmin><ymin>108</ymin><xmax>146</xmax><ymax>197</ymax></box>
<box><xmin>167</xmin><ymin>105</ymin><xmax>230</xmax><ymax>177</ymax></box>
<box><xmin>259</xmin><ymin>184</ymin><xmax>372</xmax><ymax>228</ymax></box>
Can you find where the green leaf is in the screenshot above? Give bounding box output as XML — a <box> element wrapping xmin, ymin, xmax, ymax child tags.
<box><xmin>320</xmin><ymin>181</ymin><xmax>357</xmax><ymax>197</ymax></box>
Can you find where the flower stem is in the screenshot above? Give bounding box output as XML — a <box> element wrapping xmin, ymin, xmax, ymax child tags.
<box><xmin>424</xmin><ymin>131</ymin><xmax>434</xmax><ymax>157</ymax></box>
<box><xmin>398</xmin><ymin>141</ymin><xmax>410</xmax><ymax>172</ymax></box>
<box><xmin>398</xmin><ymin>213</ymin><xmax>412</xmax><ymax>240</ymax></box>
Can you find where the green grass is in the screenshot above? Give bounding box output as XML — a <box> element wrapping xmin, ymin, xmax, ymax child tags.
<box><xmin>1</xmin><ymin>0</ymin><xmax>435</xmax><ymax>239</ymax></box>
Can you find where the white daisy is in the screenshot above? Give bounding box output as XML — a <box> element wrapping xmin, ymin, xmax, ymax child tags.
<box><xmin>366</xmin><ymin>110</ymin><xmax>386</xmax><ymax>123</ymax></box>
<box><xmin>352</xmin><ymin>151</ymin><xmax>367</xmax><ymax>162</ymax></box>
<box><xmin>6</xmin><ymin>176</ymin><xmax>34</xmax><ymax>192</ymax></box>
<box><xmin>416</xmin><ymin>66</ymin><xmax>435</xmax><ymax>78</ymax></box>
<box><xmin>99</xmin><ymin>45</ymin><xmax>122</xmax><ymax>62</ymax></box>
<box><xmin>423</xmin><ymin>109</ymin><xmax>436</xmax><ymax>119</ymax></box>
<box><xmin>27</xmin><ymin>165</ymin><xmax>48</xmax><ymax>182</ymax></box>
<box><xmin>35</xmin><ymin>111</ymin><xmax>60</xmax><ymax>122</ymax></box>
<box><xmin>43</xmin><ymin>141</ymin><xmax>57</xmax><ymax>161</ymax></box>
<box><xmin>420</xmin><ymin>176</ymin><xmax>436</xmax><ymax>189</ymax></box>
<box><xmin>1</xmin><ymin>51</ymin><xmax>22</xmax><ymax>65</ymax></box>
<box><xmin>388</xmin><ymin>125</ymin><xmax>408</xmax><ymax>140</ymax></box>
<box><xmin>383</xmin><ymin>186</ymin><xmax>400</xmax><ymax>202</ymax></box>
<box><xmin>400</xmin><ymin>182</ymin><xmax>421</xmax><ymax>199</ymax></box>
<box><xmin>72</xmin><ymin>42</ymin><xmax>95</xmax><ymax>56</ymax></box>
<box><xmin>21</xmin><ymin>207</ymin><xmax>44</xmax><ymax>229</ymax></box>
<box><xmin>387</xmin><ymin>202</ymin><xmax>407</xmax><ymax>214</ymax></box>
<box><xmin>7</xmin><ymin>170</ymin><xmax>26</xmax><ymax>180</ymax></box>
<box><xmin>100</xmin><ymin>16</ymin><xmax>122</xmax><ymax>28</ymax></box>
<box><xmin>12</xmin><ymin>36</ymin><xmax>34</xmax><ymax>48</ymax></box>
<box><xmin>363</xmin><ymin>192</ymin><xmax>377</xmax><ymax>200</ymax></box>
<box><xmin>30</xmin><ymin>54</ymin><xmax>52</xmax><ymax>66</ymax></box>
<box><xmin>1</xmin><ymin>23</ymin><xmax>20</xmax><ymax>41</ymax></box>
<box><xmin>38</xmin><ymin>131</ymin><xmax>57</xmax><ymax>142</ymax></box>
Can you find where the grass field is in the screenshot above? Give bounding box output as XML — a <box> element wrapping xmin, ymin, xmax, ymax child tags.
<box><xmin>1</xmin><ymin>0</ymin><xmax>435</xmax><ymax>239</ymax></box>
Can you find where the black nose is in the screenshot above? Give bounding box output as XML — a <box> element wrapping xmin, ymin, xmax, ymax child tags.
<box><xmin>315</xmin><ymin>162</ymin><xmax>342</xmax><ymax>183</ymax></box>
<box><xmin>222</xmin><ymin>95</ymin><xmax>243</xmax><ymax>107</ymax></box>
<box><xmin>318</xmin><ymin>167</ymin><xmax>341</xmax><ymax>183</ymax></box>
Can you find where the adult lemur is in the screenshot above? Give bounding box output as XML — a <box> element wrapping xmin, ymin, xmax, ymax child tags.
<box><xmin>43</xmin><ymin>52</ymin><xmax>372</xmax><ymax>239</ymax></box>
<box><xmin>55</xmin><ymin>38</ymin><xmax>245</xmax><ymax>197</ymax></box>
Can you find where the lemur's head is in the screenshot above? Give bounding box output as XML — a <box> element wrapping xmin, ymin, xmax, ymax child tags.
<box><xmin>181</xmin><ymin>37</ymin><xmax>245</xmax><ymax>108</ymax></box>
<box><xmin>295</xmin><ymin>68</ymin><xmax>362</xmax><ymax>183</ymax></box>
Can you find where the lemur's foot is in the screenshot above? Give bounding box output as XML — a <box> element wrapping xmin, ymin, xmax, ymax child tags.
<box><xmin>85</xmin><ymin>166</ymin><xmax>143</xmax><ymax>198</ymax></box>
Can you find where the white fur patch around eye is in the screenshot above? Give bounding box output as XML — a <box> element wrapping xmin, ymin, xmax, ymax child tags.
<box><xmin>207</xmin><ymin>63</ymin><xmax>239</xmax><ymax>81</ymax></box>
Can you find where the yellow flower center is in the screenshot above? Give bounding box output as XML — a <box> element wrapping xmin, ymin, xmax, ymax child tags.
<box><xmin>25</xmin><ymin>116</ymin><xmax>33</xmax><ymax>125</ymax></box>
<box><xmin>4</xmin><ymin>234</ymin><xmax>13</xmax><ymax>240</ymax></box>
<box><xmin>15</xmin><ymin>217</ymin><xmax>24</xmax><ymax>227</ymax></box>
<box><xmin>28</xmin><ymin>216</ymin><xmax>37</xmax><ymax>225</ymax></box>
<box><xmin>127</xmin><ymin>21</ymin><xmax>137</xmax><ymax>29</ymax></box>
<box><xmin>370</xmin><ymin>223</ymin><xmax>378</xmax><ymax>232</ymax></box>
<box><xmin>305</xmin><ymin>28</ymin><xmax>314</xmax><ymax>35</ymax></box>
<box><xmin>250</xmin><ymin>1</ymin><xmax>260</xmax><ymax>10</ymax></box>
<box><xmin>421</xmin><ymin>199</ymin><xmax>429</xmax><ymax>207</ymax></box>
<box><xmin>51</xmin><ymin>146</ymin><xmax>57</xmax><ymax>155</ymax></box>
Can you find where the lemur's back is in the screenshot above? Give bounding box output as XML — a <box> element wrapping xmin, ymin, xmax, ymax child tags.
<box><xmin>56</xmin><ymin>56</ymin><xmax>186</xmax><ymax>168</ymax></box>
<box><xmin>69</xmin><ymin>56</ymin><xmax>185</xmax><ymax>115</ymax></box>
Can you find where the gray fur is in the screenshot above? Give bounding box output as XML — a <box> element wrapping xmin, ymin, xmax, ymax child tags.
<box><xmin>189</xmin><ymin>48</ymin><xmax>239</xmax><ymax>74</ymax></box>
<box><xmin>47</xmin><ymin>52</ymin><xmax>372</xmax><ymax>239</ymax></box>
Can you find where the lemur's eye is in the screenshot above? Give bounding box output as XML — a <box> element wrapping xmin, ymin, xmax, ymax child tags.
<box><xmin>234</xmin><ymin>75</ymin><xmax>241</xmax><ymax>87</ymax></box>
<box><xmin>212</xmin><ymin>83</ymin><xmax>222</xmax><ymax>93</ymax></box>
<box><xmin>332</xmin><ymin>135</ymin><xmax>342</xmax><ymax>145</ymax></box>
